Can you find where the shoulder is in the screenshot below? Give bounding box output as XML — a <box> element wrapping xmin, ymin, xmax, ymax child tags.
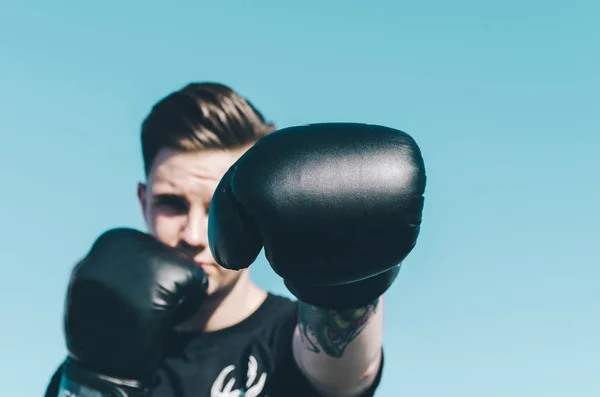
<box><xmin>237</xmin><ymin>291</ymin><xmax>299</xmax><ymax>333</ymax></box>
<box><xmin>163</xmin><ymin>293</ymin><xmax>298</xmax><ymax>356</ymax></box>
<box><xmin>262</xmin><ymin>293</ymin><xmax>299</xmax><ymax>319</ymax></box>
<box><xmin>248</xmin><ymin>292</ymin><xmax>299</xmax><ymax>342</ymax></box>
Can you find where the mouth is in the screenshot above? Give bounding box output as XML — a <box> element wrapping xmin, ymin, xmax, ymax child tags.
<box><xmin>176</xmin><ymin>249</ymin><xmax>215</xmax><ymax>272</ymax></box>
<box><xmin>198</xmin><ymin>262</ymin><xmax>217</xmax><ymax>274</ymax></box>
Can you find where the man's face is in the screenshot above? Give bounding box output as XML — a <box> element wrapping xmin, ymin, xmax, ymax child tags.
<box><xmin>137</xmin><ymin>147</ymin><xmax>250</xmax><ymax>296</ymax></box>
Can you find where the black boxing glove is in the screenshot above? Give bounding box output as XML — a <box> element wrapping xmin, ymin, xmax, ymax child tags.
<box><xmin>58</xmin><ymin>228</ymin><xmax>208</xmax><ymax>397</ymax></box>
<box><xmin>208</xmin><ymin>123</ymin><xmax>426</xmax><ymax>310</ymax></box>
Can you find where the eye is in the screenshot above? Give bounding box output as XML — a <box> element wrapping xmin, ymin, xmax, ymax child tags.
<box><xmin>152</xmin><ymin>194</ymin><xmax>189</xmax><ymax>215</ymax></box>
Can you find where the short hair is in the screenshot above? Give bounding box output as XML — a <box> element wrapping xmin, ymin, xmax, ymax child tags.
<box><xmin>140</xmin><ymin>82</ymin><xmax>277</xmax><ymax>175</ymax></box>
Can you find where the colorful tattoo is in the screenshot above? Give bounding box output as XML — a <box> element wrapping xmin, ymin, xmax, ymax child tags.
<box><xmin>298</xmin><ymin>298</ymin><xmax>380</xmax><ymax>358</ymax></box>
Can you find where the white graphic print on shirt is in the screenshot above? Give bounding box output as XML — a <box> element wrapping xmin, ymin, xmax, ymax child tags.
<box><xmin>210</xmin><ymin>355</ymin><xmax>267</xmax><ymax>397</ymax></box>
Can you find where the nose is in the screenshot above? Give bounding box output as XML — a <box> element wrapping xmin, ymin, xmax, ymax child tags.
<box><xmin>180</xmin><ymin>206</ymin><xmax>209</xmax><ymax>249</ymax></box>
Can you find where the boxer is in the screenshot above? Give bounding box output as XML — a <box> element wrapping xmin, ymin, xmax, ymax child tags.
<box><xmin>44</xmin><ymin>82</ymin><xmax>426</xmax><ymax>397</ymax></box>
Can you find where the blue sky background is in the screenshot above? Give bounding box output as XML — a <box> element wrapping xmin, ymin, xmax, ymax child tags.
<box><xmin>1</xmin><ymin>1</ymin><xmax>598</xmax><ymax>396</ymax></box>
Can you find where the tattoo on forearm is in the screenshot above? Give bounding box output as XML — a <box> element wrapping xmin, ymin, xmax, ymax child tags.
<box><xmin>298</xmin><ymin>298</ymin><xmax>380</xmax><ymax>358</ymax></box>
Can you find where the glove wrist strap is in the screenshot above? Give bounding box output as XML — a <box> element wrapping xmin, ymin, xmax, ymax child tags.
<box><xmin>60</xmin><ymin>358</ymin><xmax>155</xmax><ymax>397</ymax></box>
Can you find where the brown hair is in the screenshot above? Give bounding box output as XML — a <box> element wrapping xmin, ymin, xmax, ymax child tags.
<box><xmin>140</xmin><ymin>82</ymin><xmax>277</xmax><ymax>175</ymax></box>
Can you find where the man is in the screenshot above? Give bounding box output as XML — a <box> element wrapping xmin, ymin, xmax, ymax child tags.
<box><xmin>44</xmin><ymin>82</ymin><xmax>427</xmax><ymax>397</ymax></box>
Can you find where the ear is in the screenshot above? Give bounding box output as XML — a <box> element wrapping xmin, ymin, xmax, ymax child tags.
<box><xmin>137</xmin><ymin>182</ymin><xmax>148</xmax><ymax>219</ymax></box>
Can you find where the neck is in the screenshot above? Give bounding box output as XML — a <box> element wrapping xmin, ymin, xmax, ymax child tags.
<box><xmin>177</xmin><ymin>271</ymin><xmax>267</xmax><ymax>333</ymax></box>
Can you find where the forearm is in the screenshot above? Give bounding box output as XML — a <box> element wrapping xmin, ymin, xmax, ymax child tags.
<box><xmin>292</xmin><ymin>296</ymin><xmax>384</xmax><ymax>397</ymax></box>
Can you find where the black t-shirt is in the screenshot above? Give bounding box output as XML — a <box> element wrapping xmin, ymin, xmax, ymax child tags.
<box><xmin>44</xmin><ymin>293</ymin><xmax>383</xmax><ymax>397</ymax></box>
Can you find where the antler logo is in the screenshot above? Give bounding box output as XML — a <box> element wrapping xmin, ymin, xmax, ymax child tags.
<box><xmin>210</xmin><ymin>355</ymin><xmax>267</xmax><ymax>397</ymax></box>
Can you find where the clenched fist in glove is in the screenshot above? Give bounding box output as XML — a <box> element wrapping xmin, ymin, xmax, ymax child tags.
<box><xmin>208</xmin><ymin>122</ymin><xmax>426</xmax><ymax>310</ymax></box>
<box><xmin>58</xmin><ymin>228</ymin><xmax>208</xmax><ymax>397</ymax></box>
